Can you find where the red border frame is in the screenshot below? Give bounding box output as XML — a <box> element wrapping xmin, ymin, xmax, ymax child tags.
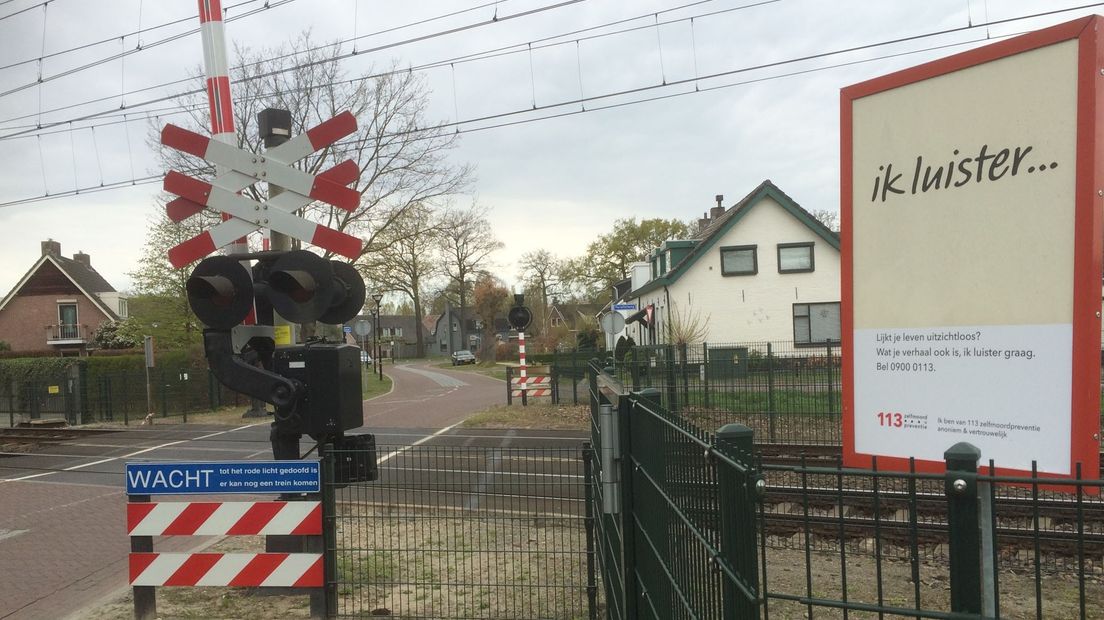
<box><xmin>841</xmin><ymin>16</ymin><xmax>1103</xmax><ymax>480</ymax></box>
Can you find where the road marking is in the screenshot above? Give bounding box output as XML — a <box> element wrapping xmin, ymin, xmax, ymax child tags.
<box><xmin>376</xmin><ymin>421</ymin><xmax>464</xmax><ymax>466</ymax></box>
<box><xmin>0</xmin><ymin>423</ymin><xmax>264</xmax><ymax>484</ymax></box>
<box><xmin>0</xmin><ymin>528</ymin><xmax>29</xmax><ymax>543</ymax></box>
<box><xmin>393</xmin><ymin>364</ymin><xmax>469</xmax><ymax>387</ymax></box>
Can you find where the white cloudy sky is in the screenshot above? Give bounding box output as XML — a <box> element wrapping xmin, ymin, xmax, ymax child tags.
<box><xmin>0</xmin><ymin>0</ymin><xmax>1098</xmax><ymax>297</ymax></box>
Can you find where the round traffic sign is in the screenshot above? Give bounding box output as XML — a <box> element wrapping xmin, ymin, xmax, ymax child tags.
<box><xmin>354</xmin><ymin>320</ymin><xmax>372</xmax><ymax>336</ymax></box>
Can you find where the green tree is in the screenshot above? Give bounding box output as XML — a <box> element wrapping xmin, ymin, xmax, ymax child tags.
<box><xmin>563</xmin><ymin>217</ymin><xmax>690</xmax><ymax>302</ymax></box>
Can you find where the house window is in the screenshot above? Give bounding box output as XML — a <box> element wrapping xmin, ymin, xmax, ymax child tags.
<box><xmin>793</xmin><ymin>302</ymin><xmax>841</xmax><ymax>345</ymax></box>
<box><xmin>720</xmin><ymin>245</ymin><xmax>757</xmax><ymax>276</ymax></box>
<box><xmin>778</xmin><ymin>242</ymin><xmax>814</xmax><ymax>273</ymax></box>
<box><xmin>118</xmin><ymin>298</ymin><xmax>129</xmax><ymax>318</ymax></box>
<box><xmin>58</xmin><ymin>303</ymin><xmax>78</xmax><ymax>339</ymax></box>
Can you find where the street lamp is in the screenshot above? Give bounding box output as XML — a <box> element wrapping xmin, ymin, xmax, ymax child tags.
<box><xmin>371</xmin><ymin>292</ymin><xmax>384</xmax><ymax>381</ymax></box>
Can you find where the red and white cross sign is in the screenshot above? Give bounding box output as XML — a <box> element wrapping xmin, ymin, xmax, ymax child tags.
<box><xmin>161</xmin><ymin>111</ymin><xmax>364</xmax><ymax>267</ymax></box>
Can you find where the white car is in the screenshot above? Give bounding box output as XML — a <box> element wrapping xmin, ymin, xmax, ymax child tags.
<box><xmin>360</xmin><ymin>350</ymin><xmax>372</xmax><ymax>364</ymax></box>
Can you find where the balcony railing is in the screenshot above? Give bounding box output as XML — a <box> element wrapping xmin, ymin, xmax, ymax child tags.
<box><xmin>46</xmin><ymin>323</ymin><xmax>87</xmax><ymax>344</ymax></box>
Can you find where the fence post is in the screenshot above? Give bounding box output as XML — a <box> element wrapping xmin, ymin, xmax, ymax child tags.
<box><xmin>825</xmin><ymin>343</ymin><xmax>834</xmax><ymax>415</ymax></box>
<box><xmin>678</xmin><ymin>343</ymin><xmax>689</xmax><ymax>409</ymax></box>
<box><xmin>702</xmin><ymin>343</ymin><xmax>710</xmax><ymax>409</ymax></box>
<box><xmin>616</xmin><ymin>393</ymin><xmax>640</xmax><ymax>618</ymax></box>
<box><xmin>506</xmin><ymin>366</ymin><xmax>513</xmax><ymax>405</ymax></box>
<box><xmin>944</xmin><ymin>442</ymin><xmax>982</xmax><ymax>617</ymax></box>
<box><xmin>320</xmin><ymin>442</ymin><xmax>337</xmax><ymax>618</ymax></box>
<box><xmin>715</xmin><ymin>424</ymin><xmax>762</xmax><ymax>620</ymax></box>
<box><xmin>766</xmin><ymin>343</ymin><xmax>776</xmax><ymax>442</ymax></box>
<box><xmin>665</xmin><ymin>344</ymin><xmax>679</xmax><ymax>413</ymax></box>
<box><xmin>582</xmin><ymin>443</ymin><xmax>599</xmax><ymax>620</ymax></box>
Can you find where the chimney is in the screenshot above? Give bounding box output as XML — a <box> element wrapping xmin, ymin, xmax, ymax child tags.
<box><xmin>74</xmin><ymin>251</ymin><xmax>91</xmax><ymax>268</ymax></box>
<box><xmin>697</xmin><ymin>212</ymin><xmax>710</xmax><ymax>232</ymax></box>
<box><xmin>41</xmin><ymin>239</ymin><xmax>61</xmax><ymax>257</ymax></box>
<box><xmin>710</xmin><ymin>194</ymin><xmax>725</xmax><ymax>220</ymax></box>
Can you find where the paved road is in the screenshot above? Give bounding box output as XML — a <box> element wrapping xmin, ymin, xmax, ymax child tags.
<box><xmin>0</xmin><ymin>361</ymin><xmax>581</xmax><ymax>620</ymax></box>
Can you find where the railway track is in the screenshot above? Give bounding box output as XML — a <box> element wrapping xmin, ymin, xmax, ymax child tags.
<box><xmin>0</xmin><ymin>426</ymin><xmax>114</xmax><ymax>447</ymax></box>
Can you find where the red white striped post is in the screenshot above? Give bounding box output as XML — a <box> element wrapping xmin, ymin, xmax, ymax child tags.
<box><xmin>196</xmin><ymin>0</ymin><xmax>247</xmax><ymax>255</ymax></box>
<box><xmin>519</xmin><ymin>331</ymin><xmax>527</xmax><ymax>406</ymax></box>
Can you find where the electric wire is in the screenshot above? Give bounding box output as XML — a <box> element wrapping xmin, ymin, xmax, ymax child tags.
<box><xmin>0</xmin><ymin>2</ymin><xmax>1100</xmax><ymax>208</ymax></box>
<box><xmin>0</xmin><ymin>0</ymin><xmax>588</xmax><ymax>136</ymax></box>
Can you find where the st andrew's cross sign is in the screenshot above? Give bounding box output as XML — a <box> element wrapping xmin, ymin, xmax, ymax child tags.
<box><xmin>161</xmin><ymin>111</ymin><xmax>363</xmax><ymax>267</ymax></box>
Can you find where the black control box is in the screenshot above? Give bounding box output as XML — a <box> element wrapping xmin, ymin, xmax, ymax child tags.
<box><xmin>272</xmin><ymin>343</ymin><xmax>362</xmax><ymax>437</ymax></box>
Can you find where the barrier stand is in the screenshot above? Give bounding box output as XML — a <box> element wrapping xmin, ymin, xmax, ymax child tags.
<box><xmin>125</xmin><ymin>459</ymin><xmax>327</xmax><ymax>618</ymax></box>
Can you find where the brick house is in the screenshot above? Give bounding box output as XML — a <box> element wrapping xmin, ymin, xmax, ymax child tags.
<box><xmin>0</xmin><ymin>240</ymin><xmax>128</xmax><ymax>356</ymax></box>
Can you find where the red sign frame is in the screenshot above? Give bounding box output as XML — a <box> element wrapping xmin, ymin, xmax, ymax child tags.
<box><xmin>841</xmin><ymin>16</ymin><xmax>1103</xmax><ymax>479</ymax></box>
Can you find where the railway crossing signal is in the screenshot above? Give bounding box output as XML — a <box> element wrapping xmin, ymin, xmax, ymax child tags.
<box><xmin>160</xmin><ymin>111</ymin><xmax>364</xmax><ymax>268</ymax></box>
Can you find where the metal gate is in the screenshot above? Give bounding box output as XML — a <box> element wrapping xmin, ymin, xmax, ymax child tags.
<box><xmin>588</xmin><ymin>362</ymin><xmax>762</xmax><ymax>620</ymax></box>
<box><xmin>324</xmin><ymin>440</ymin><xmax>600</xmax><ymax>619</ymax></box>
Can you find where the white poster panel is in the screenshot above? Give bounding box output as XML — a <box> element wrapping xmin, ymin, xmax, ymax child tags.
<box><xmin>850</xmin><ymin>40</ymin><xmax>1078</xmax><ymax>474</ymax></box>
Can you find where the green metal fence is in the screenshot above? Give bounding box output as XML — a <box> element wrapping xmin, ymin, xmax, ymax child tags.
<box><xmin>322</xmin><ymin>442</ymin><xmax>600</xmax><ymax>619</ymax></box>
<box><xmin>2</xmin><ymin>367</ymin><xmax>246</xmax><ymax>426</ymax></box>
<box><xmin>589</xmin><ymin>361</ymin><xmax>1104</xmax><ymax>619</ymax></box>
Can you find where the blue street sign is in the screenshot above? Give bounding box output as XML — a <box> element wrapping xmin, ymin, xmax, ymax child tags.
<box><xmin>343</xmin><ymin>325</ymin><xmax>353</xmax><ymax>333</ymax></box>
<box><xmin>125</xmin><ymin>460</ymin><xmax>320</xmax><ymax>495</ymax></box>
<box><xmin>613</xmin><ymin>303</ymin><xmax>637</xmax><ymax>311</ymax></box>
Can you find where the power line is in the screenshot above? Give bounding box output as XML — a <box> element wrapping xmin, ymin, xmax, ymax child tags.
<box><xmin>0</xmin><ymin>0</ymin><xmax>302</xmax><ymax>100</ymax></box>
<box><xmin>0</xmin><ymin>0</ymin><xmax>265</xmax><ymax>71</ymax></box>
<box><xmin>0</xmin><ymin>0</ymin><xmax>588</xmax><ymax>137</ymax></box>
<box><xmin>1</xmin><ymin>3</ymin><xmax>1101</xmax><ymax>208</ymax></box>
<box><xmin>0</xmin><ymin>0</ymin><xmax>738</xmax><ymax>138</ymax></box>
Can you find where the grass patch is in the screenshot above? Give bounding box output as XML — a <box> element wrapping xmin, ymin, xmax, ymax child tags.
<box><xmin>461</xmin><ymin>404</ymin><xmax>588</xmax><ymax>430</ymax></box>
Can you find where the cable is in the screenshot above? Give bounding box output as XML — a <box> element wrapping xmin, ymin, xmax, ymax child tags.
<box><xmin>0</xmin><ymin>0</ymin><xmax>301</xmax><ymax>100</ymax></box>
<box><xmin>0</xmin><ymin>0</ymin><xmax>588</xmax><ymax>136</ymax></box>
<box><xmin>0</xmin><ymin>0</ymin><xmax>264</xmax><ymax>71</ymax></box>
<box><xmin>0</xmin><ymin>0</ymin><xmax>745</xmax><ymax>139</ymax></box>
<box><xmin>1</xmin><ymin>3</ymin><xmax>1100</xmax><ymax>207</ymax></box>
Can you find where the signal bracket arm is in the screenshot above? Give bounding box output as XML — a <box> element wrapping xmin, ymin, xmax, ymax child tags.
<box><xmin>203</xmin><ymin>329</ymin><xmax>301</xmax><ymax>408</ymax></box>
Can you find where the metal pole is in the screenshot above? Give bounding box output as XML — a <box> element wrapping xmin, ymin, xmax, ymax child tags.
<box><xmin>944</xmin><ymin>442</ymin><xmax>982</xmax><ymax>615</ymax></box>
<box><xmin>519</xmin><ymin>331</ymin><xmax>528</xmax><ymax>406</ymax></box>
<box><xmin>130</xmin><ymin>494</ymin><xmax>156</xmax><ymax>620</ymax></box>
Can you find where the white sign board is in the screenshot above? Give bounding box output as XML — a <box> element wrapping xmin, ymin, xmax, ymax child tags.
<box><xmin>842</xmin><ymin>18</ymin><xmax>1102</xmax><ymax>477</ymax></box>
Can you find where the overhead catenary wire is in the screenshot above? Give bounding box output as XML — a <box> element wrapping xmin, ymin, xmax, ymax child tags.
<box><xmin>0</xmin><ymin>0</ymin><xmax>589</xmax><ymax>137</ymax></box>
<box><xmin>1</xmin><ymin>2</ymin><xmax>1102</xmax><ymax>208</ymax></box>
<box><xmin>0</xmin><ymin>22</ymin><xmax>1037</xmax><ymax>210</ymax></box>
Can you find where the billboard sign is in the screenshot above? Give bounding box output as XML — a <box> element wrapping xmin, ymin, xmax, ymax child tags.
<box><xmin>842</xmin><ymin>17</ymin><xmax>1103</xmax><ymax>476</ymax></box>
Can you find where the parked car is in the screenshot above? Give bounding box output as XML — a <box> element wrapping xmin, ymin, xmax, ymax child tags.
<box><xmin>451</xmin><ymin>350</ymin><xmax>476</xmax><ymax>365</ymax></box>
<box><xmin>360</xmin><ymin>350</ymin><xmax>372</xmax><ymax>364</ymax></box>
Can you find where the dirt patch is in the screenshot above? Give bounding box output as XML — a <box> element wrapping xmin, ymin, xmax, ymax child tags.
<box><xmin>461</xmin><ymin>404</ymin><xmax>589</xmax><ymax>431</ymax></box>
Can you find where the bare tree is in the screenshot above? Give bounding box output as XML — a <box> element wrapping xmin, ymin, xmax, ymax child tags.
<box><xmin>358</xmin><ymin>202</ymin><xmax>443</xmax><ymax>357</ymax></box>
<box><xmin>810</xmin><ymin>209</ymin><xmax>840</xmax><ymax>233</ymax></box>
<box><xmin>517</xmin><ymin>249</ymin><xmax>562</xmax><ymax>336</ymax></box>
<box><xmin>439</xmin><ymin>204</ymin><xmax>503</xmax><ymax>349</ymax></box>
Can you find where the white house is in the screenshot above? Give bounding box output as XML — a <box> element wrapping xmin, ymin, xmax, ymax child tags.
<box><xmin>618</xmin><ymin>180</ymin><xmax>840</xmax><ymax>347</ymax></box>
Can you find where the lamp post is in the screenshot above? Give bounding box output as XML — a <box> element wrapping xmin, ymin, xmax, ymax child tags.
<box><xmin>371</xmin><ymin>292</ymin><xmax>384</xmax><ymax>381</ymax></box>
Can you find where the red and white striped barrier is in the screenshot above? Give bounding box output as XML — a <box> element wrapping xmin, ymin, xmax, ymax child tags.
<box><xmin>511</xmin><ymin>376</ymin><xmax>551</xmax><ymax>397</ymax></box>
<box><xmin>127</xmin><ymin>501</ymin><xmax>320</xmax><ymax>536</ymax></box>
<box><xmin>130</xmin><ymin>552</ymin><xmax>322</xmax><ymax>587</ymax></box>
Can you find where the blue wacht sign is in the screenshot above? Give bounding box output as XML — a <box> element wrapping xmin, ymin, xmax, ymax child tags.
<box><xmin>125</xmin><ymin>460</ymin><xmax>320</xmax><ymax>495</ymax></box>
<box><xmin>613</xmin><ymin>303</ymin><xmax>636</xmax><ymax>311</ymax></box>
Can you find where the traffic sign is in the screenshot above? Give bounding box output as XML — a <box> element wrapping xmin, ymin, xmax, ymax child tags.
<box><xmin>343</xmin><ymin>325</ymin><xmax>353</xmax><ymax>334</ymax></box>
<box><xmin>613</xmin><ymin>303</ymin><xmax>637</xmax><ymax>311</ymax></box>
<box><xmin>125</xmin><ymin>460</ymin><xmax>320</xmax><ymax>495</ymax></box>
<box><xmin>161</xmin><ymin>111</ymin><xmax>364</xmax><ymax>267</ymax></box>
<box><xmin>599</xmin><ymin>312</ymin><xmax>626</xmax><ymax>335</ymax></box>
